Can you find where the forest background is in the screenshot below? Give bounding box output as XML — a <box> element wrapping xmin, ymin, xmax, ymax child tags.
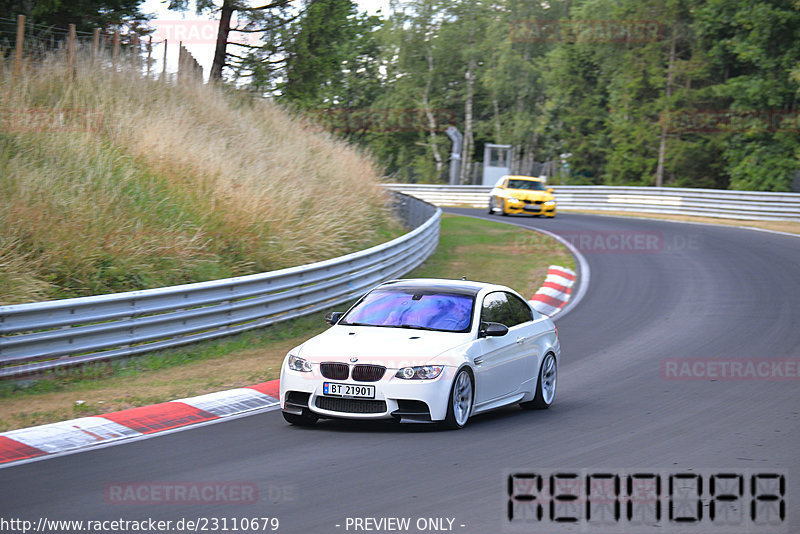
<box><xmin>3</xmin><ymin>0</ymin><xmax>799</xmax><ymax>191</ymax></box>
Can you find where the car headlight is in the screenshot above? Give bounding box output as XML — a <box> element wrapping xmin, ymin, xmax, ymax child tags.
<box><xmin>395</xmin><ymin>365</ymin><xmax>444</xmax><ymax>380</ymax></box>
<box><xmin>544</xmin><ymin>200</ymin><xmax>556</xmax><ymax>206</ymax></box>
<box><xmin>507</xmin><ymin>197</ymin><xmax>523</xmax><ymax>204</ymax></box>
<box><xmin>287</xmin><ymin>354</ymin><xmax>312</xmax><ymax>372</ymax></box>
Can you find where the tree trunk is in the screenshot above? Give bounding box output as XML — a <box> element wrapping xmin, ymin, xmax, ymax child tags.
<box><xmin>511</xmin><ymin>144</ymin><xmax>521</xmax><ymax>174</ymax></box>
<box><xmin>210</xmin><ymin>0</ymin><xmax>235</xmax><ymax>81</ymax></box>
<box><xmin>510</xmin><ymin>48</ymin><xmax>531</xmax><ymax>176</ymax></box>
<box><xmin>656</xmin><ymin>29</ymin><xmax>676</xmax><ymax>187</ymax></box>
<box><xmin>523</xmin><ymin>138</ymin><xmax>536</xmax><ymax>176</ymax></box>
<box><xmin>492</xmin><ymin>98</ymin><xmax>502</xmax><ymax>142</ymax></box>
<box><xmin>459</xmin><ymin>59</ymin><xmax>476</xmax><ymax>185</ymax></box>
<box><xmin>423</xmin><ymin>46</ymin><xmax>444</xmax><ymax>175</ymax></box>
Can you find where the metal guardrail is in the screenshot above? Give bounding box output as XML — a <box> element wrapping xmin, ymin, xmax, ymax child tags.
<box><xmin>384</xmin><ymin>184</ymin><xmax>800</xmax><ymax>222</ymax></box>
<box><xmin>0</xmin><ymin>193</ymin><xmax>440</xmax><ymax>378</ymax></box>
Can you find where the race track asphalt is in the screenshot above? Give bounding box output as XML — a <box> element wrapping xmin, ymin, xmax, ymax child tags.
<box><xmin>1</xmin><ymin>210</ymin><xmax>798</xmax><ymax>534</ymax></box>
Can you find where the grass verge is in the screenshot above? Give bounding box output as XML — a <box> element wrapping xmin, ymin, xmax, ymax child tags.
<box><xmin>0</xmin><ymin>213</ymin><xmax>574</xmax><ymax>431</ymax></box>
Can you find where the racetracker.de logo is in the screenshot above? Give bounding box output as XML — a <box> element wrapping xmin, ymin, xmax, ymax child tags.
<box><xmin>515</xmin><ymin>230</ymin><xmax>703</xmax><ymax>255</ymax></box>
<box><xmin>307</xmin><ymin>108</ymin><xmax>456</xmax><ymax>134</ymax></box>
<box><xmin>661</xmin><ymin>110</ymin><xmax>800</xmax><ymax>133</ymax></box>
<box><xmin>661</xmin><ymin>358</ymin><xmax>800</xmax><ymax>381</ymax></box>
<box><xmin>148</xmin><ymin>20</ymin><xmax>255</xmax><ymax>46</ymax></box>
<box><xmin>0</xmin><ymin>108</ymin><xmax>103</xmax><ymax>133</ymax></box>
<box><xmin>510</xmin><ymin>19</ymin><xmax>663</xmax><ymax>43</ymax></box>
<box><xmin>104</xmin><ymin>482</ymin><xmax>259</xmax><ymax>505</ymax></box>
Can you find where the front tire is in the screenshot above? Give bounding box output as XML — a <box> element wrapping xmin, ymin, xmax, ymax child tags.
<box><xmin>521</xmin><ymin>353</ymin><xmax>557</xmax><ymax>410</ymax></box>
<box><xmin>282</xmin><ymin>410</ymin><xmax>318</xmax><ymax>426</ymax></box>
<box><xmin>488</xmin><ymin>198</ymin><xmax>495</xmax><ymax>214</ymax></box>
<box><xmin>442</xmin><ymin>368</ymin><xmax>474</xmax><ymax>429</ymax></box>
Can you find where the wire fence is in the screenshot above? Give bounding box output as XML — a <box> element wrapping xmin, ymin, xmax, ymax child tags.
<box><xmin>0</xmin><ymin>14</ymin><xmax>202</xmax><ymax>82</ymax></box>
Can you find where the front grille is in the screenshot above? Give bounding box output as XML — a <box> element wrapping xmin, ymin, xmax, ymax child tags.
<box><xmin>320</xmin><ymin>362</ymin><xmax>349</xmax><ymax>380</ymax></box>
<box><xmin>315</xmin><ymin>396</ymin><xmax>387</xmax><ymax>414</ymax></box>
<box><xmin>352</xmin><ymin>364</ymin><xmax>386</xmax><ymax>382</ymax></box>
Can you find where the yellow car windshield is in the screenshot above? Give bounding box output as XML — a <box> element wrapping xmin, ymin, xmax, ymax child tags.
<box><xmin>507</xmin><ymin>179</ymin><xmax>545</xmax><ymax>191</ymax></box>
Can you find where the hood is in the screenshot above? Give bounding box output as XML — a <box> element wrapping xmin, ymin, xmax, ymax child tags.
<box><xmin>294</xmin><ymin>325</ymin><xmax>473</xmax><ymax>368</ymax></box>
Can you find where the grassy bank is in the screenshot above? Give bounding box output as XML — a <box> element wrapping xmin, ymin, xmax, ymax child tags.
<box><xmin>0</xmin><ymin>214</ymin><xmax>574</xmax><ymax>431</ymax></box>
<box><xmin>0</xmin><ymin>54</ymin><xmax>400</xmax><ymax>303</ymax></box>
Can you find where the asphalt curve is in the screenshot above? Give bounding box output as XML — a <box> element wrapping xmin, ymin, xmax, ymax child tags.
<box><xmin>1</xmin><ymin>210</ymin><xmax>798</xmax><ymax>534</ymax></box>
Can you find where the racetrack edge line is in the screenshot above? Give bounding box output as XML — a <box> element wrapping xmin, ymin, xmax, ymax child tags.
<box><xmin>0</xmin><ymin>402</ymin><xmax>281</xmax><ymax>470</ymax></box>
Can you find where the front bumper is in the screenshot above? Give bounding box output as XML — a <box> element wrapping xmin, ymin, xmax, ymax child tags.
<box><xmin>505</xmin><ymin>201</ymin><xmax>556</xmax><ymax>216</ymax></box>
<box><xmin>280</xmin><ymin>365</ymin><xmax>457</xmax><ymax>422</ymax></box>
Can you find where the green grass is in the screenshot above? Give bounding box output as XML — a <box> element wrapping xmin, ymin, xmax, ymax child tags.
<box><xmin>411</xmin><ymin>214</ymin><xmax>575</xmax><ymax>299</ymax></box>
<box><xmin>0</xmin><ymin>213</ymin><xmax>576</xmax><ymax>431</ymax></box>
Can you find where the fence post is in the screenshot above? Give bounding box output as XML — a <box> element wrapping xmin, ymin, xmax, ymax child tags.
<box><xmin>92</xmin><ymin>28</ymin><xmax>100</xmax><ymax>64</ymax></box>
<box><xmin>146</xmin><ymin>36</ymin><xmax>152</xmax><ymax>76</ymax></box>
<box><xmin>112</xmin><ymin>31</ymin><xmax>120</xmax><ymax>68</ymax></box>
<box><xmin>67</xmin><ymin>24</ymin><xmax>76</xmax><ymax>74</ymax></box>
<box><xmin>14</xmin><ymin>14</ymin><xmax>25</xmax><ymax>77</ymax></box>
<box><xmin>161</xmin><ymin>38</ymin><xmax>167</xmax><ymax>80</ymax></box>
<box><xmin>132</xmin><ymin>33</ymin><xmax>139</xmax><ymax>69</ymax></box>
<box><xmin>177</xmin><ymin>41</ymin><xmax>183</xmax><ymax>82</ymax></box>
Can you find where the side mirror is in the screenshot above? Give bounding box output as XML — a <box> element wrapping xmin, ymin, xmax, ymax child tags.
<box><xmin>547</xmin><ymin>188</ymin><xmax>554</xmax><ymax>194</ymax></box>
<box><xmin>325</xmin><ymin>311</ymin><xmax>344</xmax><ymax>325</ymax></box>
<box><xmin>479</xmin><ymin>322</ymin><xmax>509</xmax><ymax>338</ymax></box>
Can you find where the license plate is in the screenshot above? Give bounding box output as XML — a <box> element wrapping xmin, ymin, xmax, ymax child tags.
<box><xmin>323</xmin><ymin>382</ymin><xmax>375</xmax><ymax>399</ymax></box>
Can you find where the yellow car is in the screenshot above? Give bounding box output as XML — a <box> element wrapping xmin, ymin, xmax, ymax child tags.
<box><xmin>488</xmin><ymin>175</ymin><xmax>556</xmax><ymax>217</ymax></box>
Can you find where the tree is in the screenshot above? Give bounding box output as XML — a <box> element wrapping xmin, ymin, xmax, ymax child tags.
<box><xmin>377</xmin><ymin>0</ymin><xmax>460</xmax><ymax>179</ymax></box>
<box><xmin>168</xmin><ymin>0</ymin><xmax>291</xmax><ymax>82</ymax></box>
<box><xmin>281</xmin><ymin>0</ymin><xmax>374</xmax><ymax>106</ymax></box>
<box><xmin>694</xmin><ymin>0</ymin><xmax>800</xmax><ymax>190</ymax></box>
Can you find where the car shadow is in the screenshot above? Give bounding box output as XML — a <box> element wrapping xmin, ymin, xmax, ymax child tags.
<box><xmin>281</xmin><ymin>398</ymin><xmax>585</xmax><ymax>434</ymax></box>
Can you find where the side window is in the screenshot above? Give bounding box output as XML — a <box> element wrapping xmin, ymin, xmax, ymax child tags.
<box><xmin>506</xmin><ymin>293</ymin><xmax>533</xmax><ymax>325</ymax></box>
<box><xmin>481</xmin><ymin>292</ymin><xmax>515</xmax><ymax>327</ymax></box>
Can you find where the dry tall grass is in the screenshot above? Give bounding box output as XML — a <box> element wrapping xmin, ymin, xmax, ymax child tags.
<box><xmin>0</xmin><ymin>51</ymin><xmax>399</xmax><ymax>304</ymax></box>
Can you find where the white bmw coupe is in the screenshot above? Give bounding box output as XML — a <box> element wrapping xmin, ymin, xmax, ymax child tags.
<box><xmin>279</xmin><ymin>278</ymin><xmax>560</xmax><ymax>429</ymax></box>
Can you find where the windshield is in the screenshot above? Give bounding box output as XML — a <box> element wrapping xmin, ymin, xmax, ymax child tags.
<box><xmin>507</xmin><ymin>179</ymin><xmax>545</xmax><ymax>191</ymax></box>
<box><xmin>340</xmin><ymin>289</ymin><xmax>474</xmax><ymax>333</ymax></box>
